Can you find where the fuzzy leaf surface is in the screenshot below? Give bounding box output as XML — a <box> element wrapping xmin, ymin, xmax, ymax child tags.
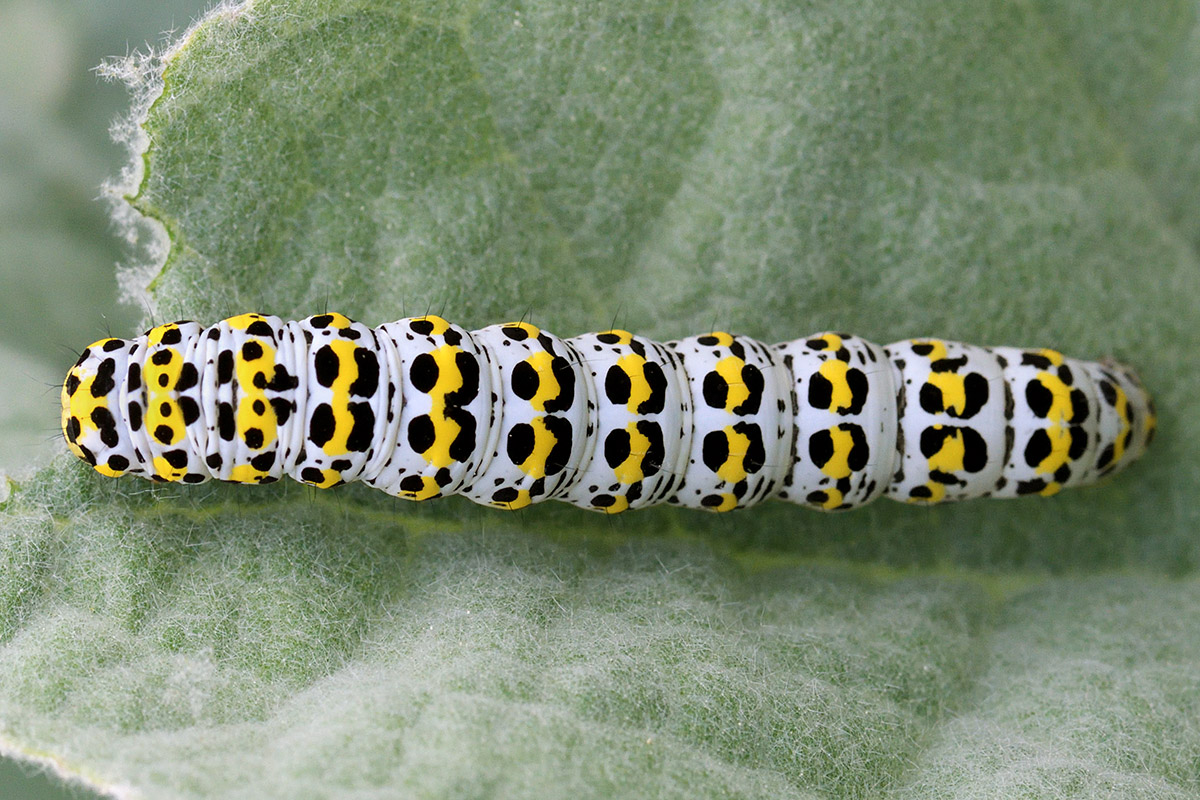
<box><xmin>3</xmin><ymin>0</ymin><xmax>1199</xmax><ymax>797</ymax></box>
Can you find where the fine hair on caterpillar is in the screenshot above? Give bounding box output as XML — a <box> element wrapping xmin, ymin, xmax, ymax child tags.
<box><xmin>61</xmin><ymin>312</ymin><xmax>1155</xmax><ymax>513</ymax></box>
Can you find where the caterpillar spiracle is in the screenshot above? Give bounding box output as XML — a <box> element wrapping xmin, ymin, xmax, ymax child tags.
<box><xmin>61</xmin><ymin>313</ymin><xmax>1155</xmax><ymax>513</ymax></box>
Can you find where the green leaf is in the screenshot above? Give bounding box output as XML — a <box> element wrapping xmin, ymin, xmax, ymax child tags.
<box><xmin>3</xmin><ymin>0</ymin><xmax>1200</xmax><ymax>796</ymax></box>
<box><xmin>0</xmin><ymin>0</ymin><xmax>208</xmax><ymax>475</ymax></box>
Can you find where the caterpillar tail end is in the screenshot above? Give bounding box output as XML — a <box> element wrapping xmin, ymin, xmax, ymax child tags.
<box><xmin>61</xmin><ymin>337</ymin><xmax>142</xmax><ymax>479</ymax></box>
<box><xmin>1090</xmin><ymin>358</ymin><xmax>1156</xmax><ymax>483</ymax></box>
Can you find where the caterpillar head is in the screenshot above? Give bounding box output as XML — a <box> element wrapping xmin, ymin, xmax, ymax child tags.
<box><xmin>61</xmin><ymin>337</ymin><xmax>142</xmax><ymax>477</ymax></box>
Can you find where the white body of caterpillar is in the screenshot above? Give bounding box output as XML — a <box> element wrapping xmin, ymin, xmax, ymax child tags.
<box><xmin>61</xmin><ymin>313</ymin><xmax>1155</xmax><ymax>512</ymax></box>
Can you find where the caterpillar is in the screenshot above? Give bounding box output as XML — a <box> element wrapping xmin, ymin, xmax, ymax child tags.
<box><xmin>60</xmin><ymin>313</ymin><xmax>1155</xmax><ymax>513</ymax></box>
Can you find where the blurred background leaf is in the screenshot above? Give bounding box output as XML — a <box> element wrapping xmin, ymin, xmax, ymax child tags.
<box><xmin>0</xmin><ymin>0</ymin><xmax>211</xmax><ymax>796</ymax></box>
<box><xmin>0</xmin><ymin>0</ymin><xmax>211</xmax><ymax>474</ymax></box>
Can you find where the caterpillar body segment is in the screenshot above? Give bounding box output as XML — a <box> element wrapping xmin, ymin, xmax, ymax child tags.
<box><xmin>561</xmin><ymin>329</ymin><xmax>691</xmax><ymax>513</ymax></box>
<box><xmin>667</xmin><ymin>332</ymin><xmax>794</xmax><ymax>511</ymax></box>
<box><xmin>775</xmin><ymin>333</ymin><xmax>897</xmax><ymax>510</ymax></box>
<box><xmin>61</xmin><ymin>314</ymin><xmax>1155</xmax><ymax>513</ymax></box>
